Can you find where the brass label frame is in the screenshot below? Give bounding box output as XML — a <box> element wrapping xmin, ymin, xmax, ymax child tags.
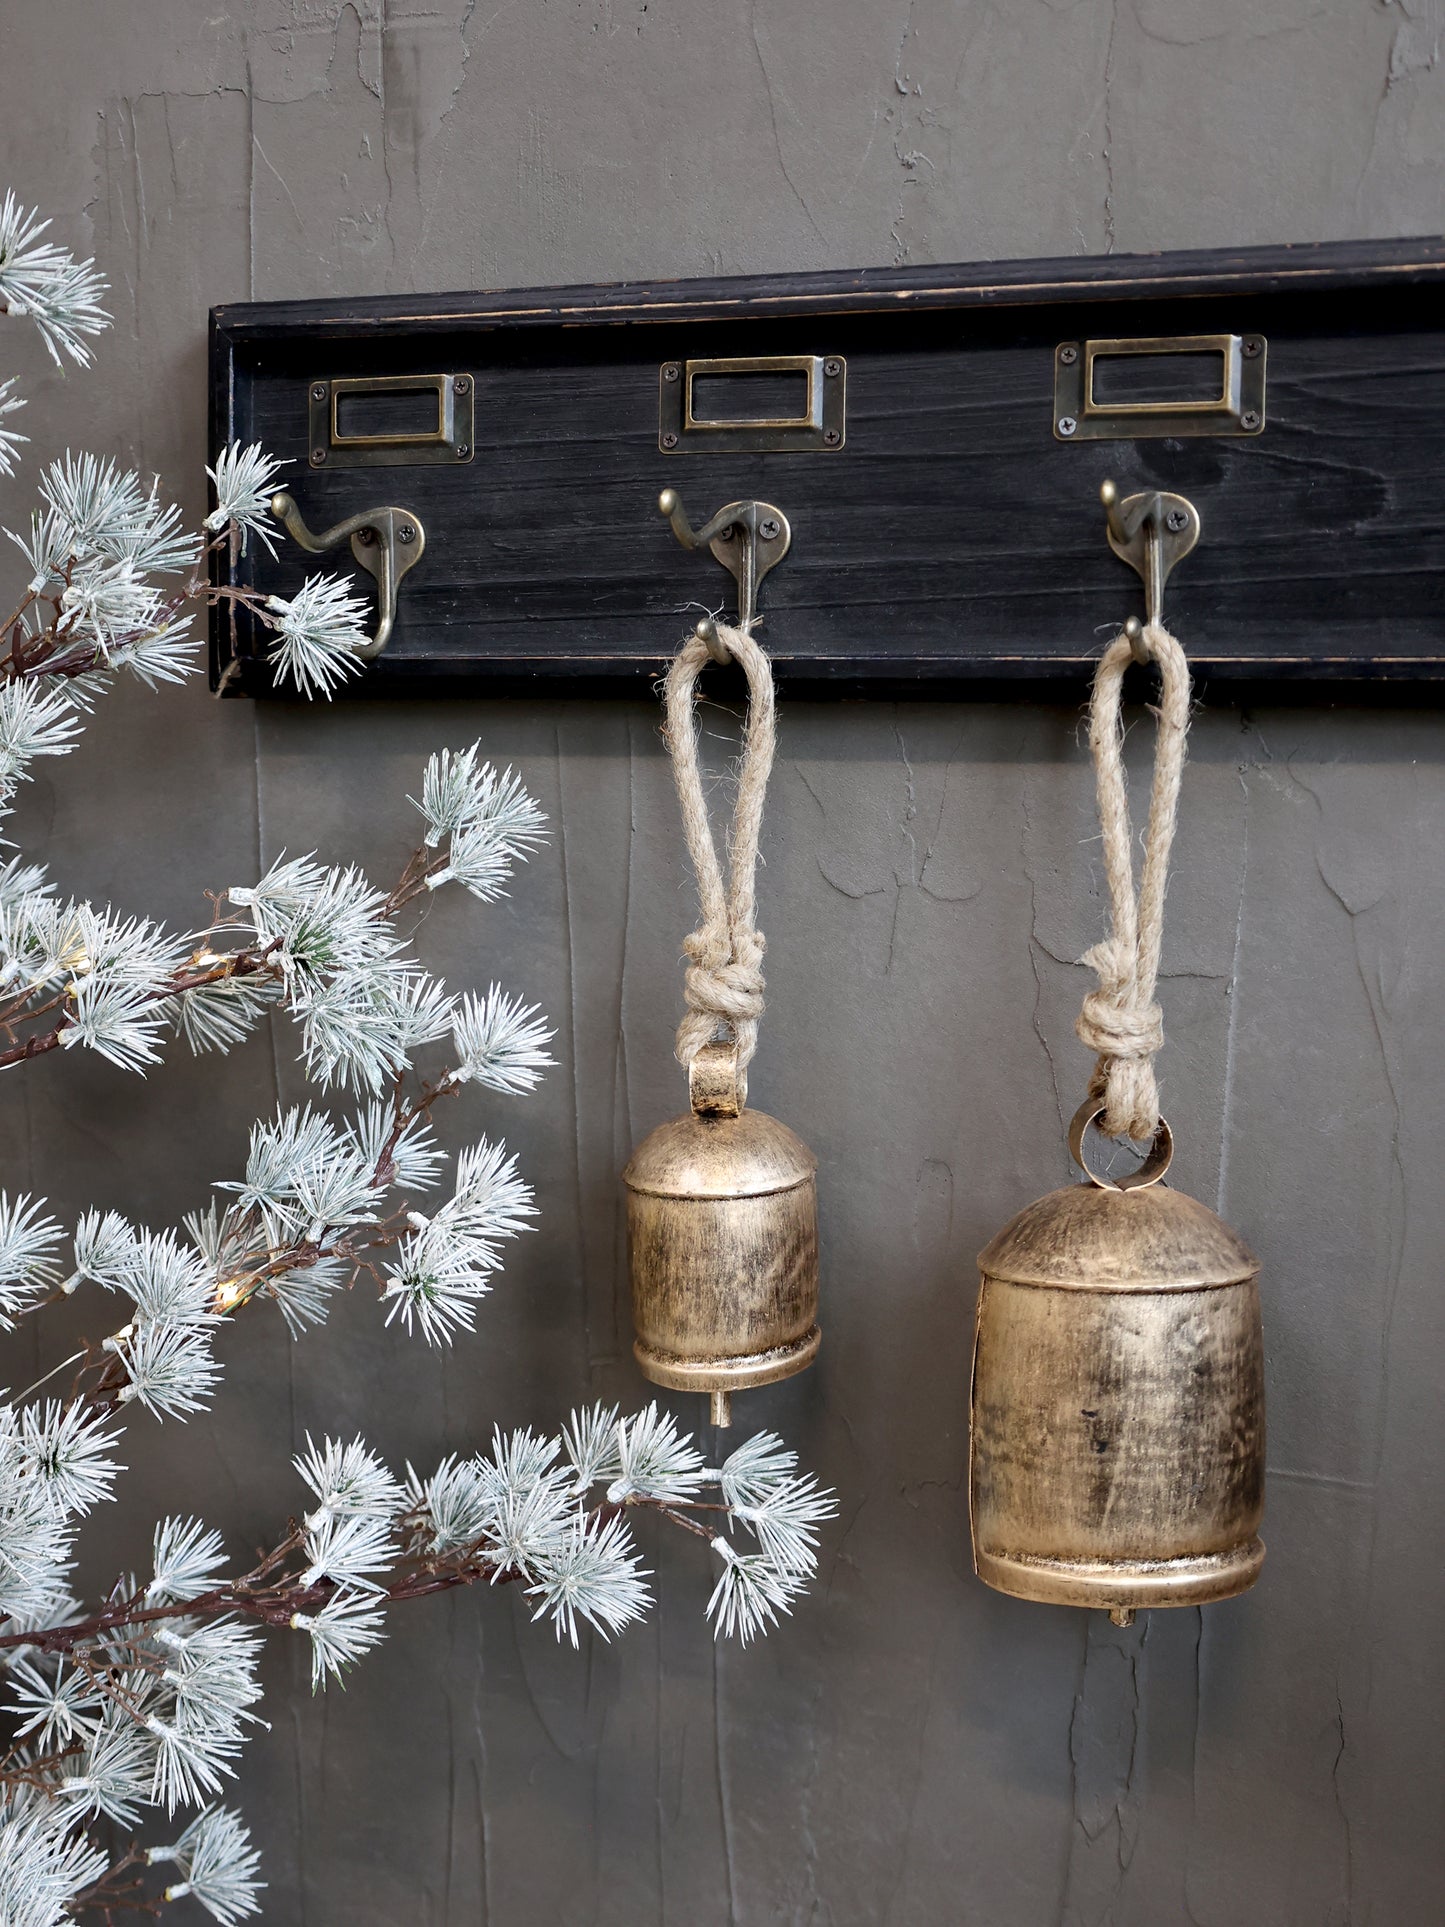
<box><xmin>659</xmin><ymin>353</ymin><xmax>846</xmax><ymax>453</ymax></box>
<box><xmin>1053</xmin><ymin>333</ymin><xmax>1266</xmax><ymax>441</ymax></box>
<box><xmin>307</xmin><ymin>373</ymin><xmax>474</xmax><ymax>469</ymax></box>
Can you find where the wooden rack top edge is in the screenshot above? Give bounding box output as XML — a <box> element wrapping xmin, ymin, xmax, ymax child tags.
<box><xmin>210</xmin><ymin>235</ymin><xmax>1445</xmax><ymax>339</ymax></box>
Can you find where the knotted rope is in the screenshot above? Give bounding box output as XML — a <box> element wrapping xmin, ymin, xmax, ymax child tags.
<box><xmin>1075</xmin><ymin>618</ymin><xmax>1192</xmax><ymax>1142</ymax></box>
<box><xmin>662</xmin><ymin>620</ymin><xmax>776</xmax><ymax>1079</ymax></box>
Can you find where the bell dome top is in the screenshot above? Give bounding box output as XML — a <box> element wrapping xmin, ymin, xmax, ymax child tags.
<box><xmin>623</xmin><ymin>1107</ymin><xmax>816</xmax><ymax>1200</ymax></box>
<box><xmin>978</xmin><ymin>1181</ymin><xmax>1257</xmax><ymax>1292</ymax></box>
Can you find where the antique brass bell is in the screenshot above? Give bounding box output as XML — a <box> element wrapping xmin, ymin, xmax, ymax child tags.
<box><xmin>970</xmin><ymin>529</ymin><xmax>1264</xmax><ymax>1621</ymax></box>
<box><xmin>628</xmin><ymin>533</ymin><xmax>820</xmax><ymax>1427</ymax></box>
<box><xmin>624</xmin><ymin>1040</ymin><xmax>820</xmax><ymax>1428</ymax></box>
<box><xmin>969</xmin><ymin>1101</ymin><xmax>1265</xmax><ymax>1622</ymax></box>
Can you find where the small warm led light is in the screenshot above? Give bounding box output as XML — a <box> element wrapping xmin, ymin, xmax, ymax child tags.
<box><xmin>213</xmin><ymin>1277</ymin><xmax>247</xmax><ymax>1313</ymax></box>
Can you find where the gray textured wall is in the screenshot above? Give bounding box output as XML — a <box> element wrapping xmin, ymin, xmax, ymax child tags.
<box><xmin>5</xmin><ymin>3</ymin><xmax>1445</xmax><ymax>1921</ymax></box>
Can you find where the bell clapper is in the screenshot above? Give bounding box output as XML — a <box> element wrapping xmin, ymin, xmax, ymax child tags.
<box><xmin>709</xmin><ymin>1390</ymin><xmax>733</xmax><ymax>1429</ymax></box>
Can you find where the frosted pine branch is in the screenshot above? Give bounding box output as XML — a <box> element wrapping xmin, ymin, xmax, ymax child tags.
<box><xmin>0</xmin><ymin>186</ymin><xmax>839</xmax><ymax>1927</ymax></box>
<box><xmin>0</xmin><ymin>1400</ymin><xmax>832</xmax><ymax>1915</ymax></box>
<box><xmin>0</xmin><ymin>193</ymin><xmax>110</xmax><ymax>368</ymax></box>
<box><xmin>0</xmin><ymin>749</ymin><xmax>546</xmax><ymax>1088</ymax></box>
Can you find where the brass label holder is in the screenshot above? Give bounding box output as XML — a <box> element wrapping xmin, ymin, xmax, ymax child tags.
<box><xmin>308</xmin><ymin>373</ymin><xmax>474</xmax><ymax>469</ymax></box>
<box><xmin>1054</xmin><ymin>333</ymin><xmax>1266</xmax><ymax>441</ymax></box>
<box><xmin>268</xmin><ymin>493</ymin><xmax>426</xmax><ymax>660</ymax></box>
<box><xmin>659</xmin><ymin>353</ymin><xmax>845</xmax><ymax>453</ymax></box>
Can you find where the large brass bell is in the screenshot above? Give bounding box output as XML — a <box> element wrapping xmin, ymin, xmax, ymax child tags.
<box><xmin>624</xmin><ymin>1040</ymin><xmax>820</xmax><ymax>1427</ymax></box>
<box><xmin>969</xmin><ymin>1101</ymin><xmax>1265</xmax><ymax>1622</ymax></box>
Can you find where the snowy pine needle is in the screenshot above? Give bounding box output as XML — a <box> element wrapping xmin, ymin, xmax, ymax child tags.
<box><xmin>415</xmin><ymin>754</ymin><xmax>548</xmax><ymax>900</ymax></box>
<box><xmin>559</xmin><ymin>1403</ymin><xmax>622</xmax><ymax>1493</ymax></box>
<box><xmin>0</xmin><ymin>1193</ymin><xmax>64</xmax><ymax>1327</ymax></box>
<box><xmin>148</xmin><ymin>1805</ymin><xmax>264</xmax><ymax>1924</ymax></box>
<box><xmin>381</xmin><ymin>1141</ymin><xmax>534</xmax><ymax>1345</ymax></box>
<box><xmin>298</xmin><ymin>1513</ymin><xmax>396</xmax><ymax>1594</ymax></box>
<box><xmin>147</xmin><ymin>1517</ymin><xmax>229</xmax><ymax>1605</ymax></box>
<box><xmin>264</xmin><ymin>575</ymin><xmax>368</xmax><ymax>698</ymax></box>
<box><xmin>295</xmin><ymin>1434</ymin><xmax>402</xmax><ymax>1528</ymax></box>
<box><xmin>0</xmin><ymin>1799</ymin><xmax>108</xmax><ymax>1926</ymax></box>
<box><xmin>205</xmin><ymin>442</ymin><xmax>286</xmax><ymax>556</ymax></box>
<box><xmin>0</xmin><ymin>193</ymin><xmax>110</xmax><ymax>367</ymax></box>
<box><xmin>0</xmin><ymin>377</ymin><xmax>26</xmax><ymax>479</ymax></box>
<box><xmin>20</xmin><ymin>1401</ymin><xmax>122</xmax><ymax>1518</ymax></box>
<box><xmin>110</xmin><ymin>1321</ymin><xmax>221</xmax><ymax>1421</ymax></box>
<box><xmin>607</xmin><ymin>1404</ymin><xmax>707</xmax><ymax>1504</ymax></box>
<box><xmin>290</xmin><ymin>1591</ymin><xmax>387</xmax><ymax>1691</ymax></box>
<box><xmin>527</xmin><ymin>1513</ymin><xmax>651</xmax><ymax>1647</ymax></box>
<box><xmin>714</xmin><ymin>1430</ymin><xmax>799</xmax><ymax>1508</ymax></box>
<box><xmin>706</xmin><ymin>1538</ymin><xmax>809</xmax><ymax>1645</ymax></box>
<box><xmin>451</xmin><ymin>985</ymin><xmax>555</xmax><ymax>1092</ymax></box>
<box><xmin>0</xmin><ymin>680</ymin><xmax>84</xmax><ymax>811</ymax></box>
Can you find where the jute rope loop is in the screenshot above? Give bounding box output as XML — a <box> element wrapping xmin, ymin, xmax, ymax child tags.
<box><xmin>1075</xmin><ymin>618</ymin><xmax>1192</xmax><ymax>1142</ymax></box>
<box><xmin>663</xmin><ymin>620</ymin><xmax>777</xmax><ymax>1076</ymax></box>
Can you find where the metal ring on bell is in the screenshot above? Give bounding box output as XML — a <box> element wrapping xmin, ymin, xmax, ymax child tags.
<box><xmin>1067</xmin><ymin>1099</ymin><xmax>1174</xmax><ymax>1190</ymax></box>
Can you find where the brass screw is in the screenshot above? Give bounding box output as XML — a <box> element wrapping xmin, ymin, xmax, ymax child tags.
<box><xmin>356</xmin><ymin>526</ymin><xmax>376</xmax><ymax>545</ymax></box>
<box><xmin>663</xmin><ymin>363</ymin><xmax>681</xmax><ymax>382</ymax></box>
<box><xmin>455</xmin><ymin>376</ymin><xmax>470</xmax><ymax>393</ymax></box>
<box><xmin>1241</xmin><ymin>410</ymin><xmax>1261</xmax><ymax>431</ymax></box>
<box><xmin>1242</xmin><ymin>338</ymin><xmax>1262</xmax><ymax>359</ymax></box>
<box><xmin>311</xmin><ymin>447</ymin><xmax>327</xmax><ymax>463</ymax></box>
<box><xmin>1165</xmin><ymin>508</ymin><xmax>1188</xmax><ymax>533</ymax></box>
<box><xmin>311</xmin><ymin>383</ymin><xmax>327</xmax><ymax>400</ymax></box>
<box><xmin>758</xmin><ymin>517</ymin><xmax>781</xmax><ymax>541</ymax></box>
<box><xmin>1059</xmin><ymin>345</ymin><xmax>1078</xmax><ymax>365</ymax></box>
<box><xmin>398</xmin><ymin>524</ymin><xmax>416</xmax><ymax>543</ymax></box>
<box><xmin>455</xmin><ymin>443</ymin><xmax>471</xmax><ymax>458</ymax></box>
<box><xmin>661</xmin><ymin>431</ymin><xmax>679</xmax><ymax>449</ymax></box>
<box><xmin>823</xmin><ymin>358</ymin><xmax>842</xmax><ymax>378</ymax></box>
<box><xmin>717</xmin><ymin>525</ymin><xmax>736</xmax><ymax>542</ymax></box>
<box><xmin>1057</xmin><ymin>416</ymin><xmax>1077</xmax><ymax>437</ymax></box>
<box><xmin>824</xmin><ymin>427</ymin><xmax>841</xmax><ymax>446</ymax></box>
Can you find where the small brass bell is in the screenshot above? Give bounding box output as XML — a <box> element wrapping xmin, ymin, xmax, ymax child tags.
<box><xmin>969</xmin><ymin>1102</ymin><xmax>1265</xmax><ymax>1622</ymax></box>
<box><xmin>625</xmin><ymin>1041</ymin><xmax>820</xmax><ymax>1428</ymax></box>
<box><xmin>628</xmin><ymin>594</ymin><xmax>820</xmax><ymax>1426</ymax></box>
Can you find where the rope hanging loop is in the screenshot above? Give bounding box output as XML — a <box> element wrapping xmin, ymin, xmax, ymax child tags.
<box><xmin>662</xmin><ymin>619</ymin><xmax>778</xmax><ymax>1110</ymax></box>
<box><xmin>1075</xmin><ymin>617</ymin><xmax>1192</xmax><ymax>1143</ymax></box>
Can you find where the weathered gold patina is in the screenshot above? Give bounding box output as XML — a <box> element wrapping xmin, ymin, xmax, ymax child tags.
<box><xmin>969</xmin><ymin>1109</ymin><xmax>1265</xmax><ymax>1621</ymax></box>
<box><xmin>624</xmin><ymin>1042</ymin><xmax>820</xmax><ymax>1426</ymax></box>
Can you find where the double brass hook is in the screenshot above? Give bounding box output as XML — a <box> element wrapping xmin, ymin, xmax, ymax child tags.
<box><xmin>658</xmin><ymin>490</ymin><xmax>792</xmax><ymax>664</ymax></box>
<box><xmin>269</xmin><ymin>492</ymin><xmax>426</xmax><ymax>660</ymax></box>
<box><xmin>1100</xmin><ymin>479</ymin><xmax>1201</xmax><ymax>663</ymax></box>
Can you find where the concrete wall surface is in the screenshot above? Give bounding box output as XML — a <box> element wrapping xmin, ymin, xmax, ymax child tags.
<box><xmin>3</xmin><ymin>3</ymin><xmax>1444</xmax><ymax>1921</ymax></box>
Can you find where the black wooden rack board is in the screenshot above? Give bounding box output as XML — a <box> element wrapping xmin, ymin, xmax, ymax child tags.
<box><xmin>209</xmin><ymin>238</ymin><xmax>1445</xmax><ymax>694</ymax></box>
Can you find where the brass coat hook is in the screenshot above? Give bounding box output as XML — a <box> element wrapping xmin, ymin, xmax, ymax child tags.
<box><xmin>268</xmin><ymin>493</ymin><xmax>426</xmax><ymax>661</ymax></box>
<box><xmin>1100</xmin><ymin>479</ymin><xmax>1200</xmax><ymax>663</ymax></box>
<box><xmin>657</xmin><ymin>490</ymin><xmax>791</xmax><ymax>665</ymax></box>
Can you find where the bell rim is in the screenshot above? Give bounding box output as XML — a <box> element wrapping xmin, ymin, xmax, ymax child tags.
<box><xmin>973</xmin><ymin>1536</ymin><xmax>1265</xmax><ymax>1610</ymax></box>
<box><xmin>633</xmin><ymin>1325</ymin><xmax>820</xmax><ymax>1391</ymax></box>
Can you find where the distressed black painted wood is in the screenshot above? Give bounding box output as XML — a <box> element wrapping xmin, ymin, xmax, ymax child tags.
<box><xmin>209</xmin><ymin>237</ymin><xmax>1445</xmax><ymax>694</ymax></box>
